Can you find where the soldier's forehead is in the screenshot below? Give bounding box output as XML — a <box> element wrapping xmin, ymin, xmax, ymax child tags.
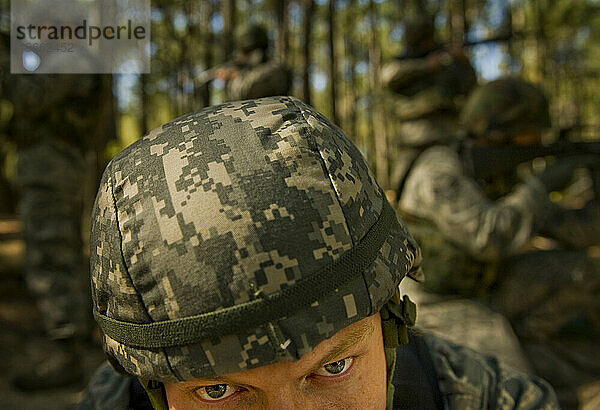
<box><xmin>171</xmin><ymin>314</ymin><xmax>379</xmax><ymax>385</ymax></box>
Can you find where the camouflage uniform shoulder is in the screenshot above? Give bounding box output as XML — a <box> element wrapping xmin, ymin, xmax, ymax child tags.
<box><xmin>76</xmin><ymin>362</ymin><xmax>132</xmax><ymax>410</ymax></box>
<box><xmin>399</xmin><ymin>144</ymin><xmax>463</xmax><ymax>183</ymax></box>
<box><xmin>398</xmin><ymin>144</ymin><xmax>463</xmax><ymax>216</ymax></box>
<box><xmin>228</xmin><ymin>61</ymin><xmax>291</xmax><ymax>100</ymax></box>
<box><xmin>412</xmin><ymin>144</ymin><xmax>461</xmax><ymax>168</ymax></box>
<box><xmin>380</xmin><ymin>57</ymin><xmax>431</xmax><ymax>93</ymax></box>
<box><xmin>77</xmin><ymin>362</ymin><xmax>153</xmax><ymax>410</ymax></box>
<box><xmin>422</xmin><ymin>333</ymin><xmax>560</xmax><ymax>409</ymax></box>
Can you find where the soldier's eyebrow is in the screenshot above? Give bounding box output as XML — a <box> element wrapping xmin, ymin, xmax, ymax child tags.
<box><xmin>308</xmin><ymin>319</ymin><xmax>375</xmax><ymax>374</ymax></box>
<box><xmin>177</xmin><ymin>319</ymin><xmax>376</xmax><ymax>388</ymax></box>
<box><xmin>178</xmin><ymin>375</ymin><xmax>230</xmax><ymax>387</ymax></box>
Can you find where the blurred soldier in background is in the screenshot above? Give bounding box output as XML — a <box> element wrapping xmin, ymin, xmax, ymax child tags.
<box><xmin>396</xmin><ymin>77</ymin><xmax>600</xmax><ymax>408</ymax></box>
<box><xmin>195</xmin><ymin>24</ymin><xmax>290</xmax><ymax>102</ymax></box>
<box><xmin>381</xmin><ymin>15</ymin><xmax>476</xmax><ymax>199</ymax></box>
<box><xmin>381</xmin><ymin>17</ymin><xmax>533</xmax><ymax>377</ymax></box>
<box><xmin>1</xmin><ymin>40</ymin><xmax>113</xmax><ymax>390</ymax></box>
<box><xmin>0</xmin><ymin>31</ymin><xmax>14</xmax><ymax>216</ymax></box>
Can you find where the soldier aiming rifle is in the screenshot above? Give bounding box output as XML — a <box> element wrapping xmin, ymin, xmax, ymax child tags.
<box><xmin>194</xmin><ymin>24</ymin><xmax>290</xmax><ymax>102</ymax></box>
<box><xmin>396</xmin><ymin>77</ymin><xmax>600</xmax><ymax>408</ymax></box>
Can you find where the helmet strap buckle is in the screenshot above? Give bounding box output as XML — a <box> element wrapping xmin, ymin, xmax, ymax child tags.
<box><xmin>381</xmin><ymin>291</ymin><xmax>417</xmax><ymax>348</ymax></box>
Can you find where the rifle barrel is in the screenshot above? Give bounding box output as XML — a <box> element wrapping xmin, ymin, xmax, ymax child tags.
<box><xmin>463</xmin><ymin>141</ymin><xmax>600</xmax><ymax>179</ymax></box>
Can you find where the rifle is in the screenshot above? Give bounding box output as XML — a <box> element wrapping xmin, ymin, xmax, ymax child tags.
<box><xmin>460</xmin><ymin>138</ymin><xmax>600</xmax><ymax>237</ymax></box>
<box><xmin>460</xmin><ymin>140</ymin><xmax>600</xmax><ymax>180</ymax></box>
<box><xmin>194</xmin><ymin>60</ymin><xmax>244</xmax><ymax>88</ymax></box>
<box><xmin>463</xmin><ymin>33</ymin><xmax>513</xmax><ymax>48</ymax></box>
<box><xmin>394</xmin><ymin>32</ymin><xmax>518</xmax><ymax>61</ymax></box>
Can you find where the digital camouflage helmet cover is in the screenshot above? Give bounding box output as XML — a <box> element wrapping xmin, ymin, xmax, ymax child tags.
<box><xmin>90</xmin><ymin>96</ymin><xmax>421</xmax><ymax>385</ymax></box>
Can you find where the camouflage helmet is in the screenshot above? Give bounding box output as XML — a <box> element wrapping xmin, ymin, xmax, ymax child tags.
<box><xmin>461</xmin><ymin>77</ymin><xmax>551</xmax><ymax>143</ymax></box>
<box><xmin>234</xmin><ymin>23</ymin><xmax>269</xmax><ymax>53</ymax></box>
<box><xmin>90</xmin><ymin>96</ymin><xmax>421</xmax><ymax>383</ymax></box>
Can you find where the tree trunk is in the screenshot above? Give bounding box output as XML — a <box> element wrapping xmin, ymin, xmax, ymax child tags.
<box><xmin>344</xmin><ymin>0</ymin><xmax>358</xmax><ymax>141</ymax></box>
<box><xmin>450</xmin><ymin>0</ymin><xmax>467</xmax><ymax>46</ymax></box>
<box><xmin>301</xmin><ymin>0</ymin><xmax>314</xmax><ymax>105</ymax></box>
<box><xmin>198</xmin><ymin>1</ymin><xmax>214</xmax><ymax>107</ymax></box>
<box><xmin>140</xmin><ymin>73</ymin><xmax>148</xmax><ymax>134</ymax></box>
<box><xmin>506</xmin><ymin>1</ymin><xmax>515</xmax><ymax>66</ymax></box>
<box><xmin>222</xmin><ymin>0</ymin><xmax>237</xmax><ymax>62</ymax></box>
<box><xmin>413</xmin><ymin>0</ymin><xmax>427</xmax><ymax>15</ymax></box>
<box><xmin>534</xmin><ymin>0</ymin><xmax>546</xmax><ymax>80</ymax></box>
<box><xmin>0</xmin><ymin>151</ymin><xmax>15</xmax><ymax>215</ymax></box>
<box><xmin>327</xmin><ymin>0</ymin><xmax>339</xmax><ymax>125</ymax></box>
<box><xmin>369</xmin><ymin>0</ymin><xmax>388</xmax><ymax>188</ymax></box>
<box><xmin>276</xmin><ymin>0</ymin><xmax>289</xmax><ymax>63</ymax></box>
<box><xmin>181</xmin><ymin>0</ymin><xmax>200</xmax><ymax>113</ymax></box>
<box><xmin>92</xmin><ymin>74</ymin><xmax>117</xmax><ymax>202</ymax></box>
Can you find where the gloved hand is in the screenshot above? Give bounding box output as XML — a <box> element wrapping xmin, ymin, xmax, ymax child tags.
<box><xmin>536</xmin><ymin>155</ymin><xmax>598</xmax><ymax>192</ymax></box>
<box><xmin>540</xmin><ymin>201</ymin><xmax>600</xmax><ymax>248</ymax></box>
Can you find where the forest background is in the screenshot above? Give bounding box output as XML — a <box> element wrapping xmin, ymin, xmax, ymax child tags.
<box><xmin>1</xmin><ymin>0</ymin><xmax>600</xmax><ymax>209</ymax></box>
<box><xmin>116</xmin><ymin>0</ymin><xmax>600</xmax><ymax>188</ymax></box>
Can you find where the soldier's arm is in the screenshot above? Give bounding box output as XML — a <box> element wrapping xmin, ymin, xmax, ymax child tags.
<box><xmin>76</xmin><ymin>362</ymin><xmax>134</xmax><ymax>410</ymax></box>
<box><xmin>393</xmin><ymin>88</ymin><xmax>454</xmax><ymax>120</ymax></box>
<box><xmin>539</xmin><ymin>201</ymin><xmax>600</xmax><ymax>248</ymax></box>
<box><xmin>399</xmin><ymin>146</ymin><xmax>552</xmax><ymax>261</ymax></box>
<box><xmin>422</xmin><ymin>333</ymin><xmax>560</xmax><ymax>410</ymax></box>
<box><xmin>380</xmin><ymin>58</ymin><xmax>435</xmax><ymax>94</ymax></box>
<box><xmin>228</xmin><ymin>62</ymin><xmax>290</xmax><ymax>100</ymax></box>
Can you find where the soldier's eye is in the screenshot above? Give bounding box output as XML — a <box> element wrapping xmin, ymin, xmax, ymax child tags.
<box><xmin>314</xmin><ymin>357</ymin><xmax>354</xmax><ymax>377</ymax></box>
<box><xmin>195</xmin><ymin>383</ymin><xmax>238</xmax><ymax>401</ymax></box>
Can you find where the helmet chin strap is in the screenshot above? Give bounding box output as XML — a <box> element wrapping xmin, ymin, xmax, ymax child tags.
<box><xmin>139</xmin><ymin>379</ymin><xmax>168</xmax><ymax>410</ymax></box>
<box><xmin>381</xmin><ymin>288</ymin><xmax>417</xmax><ymax>348</ymax></box>
<box><xmin>381</xmin><ymin>287</ymin><xmax>417</xmax><ymax>410</ymax></box>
